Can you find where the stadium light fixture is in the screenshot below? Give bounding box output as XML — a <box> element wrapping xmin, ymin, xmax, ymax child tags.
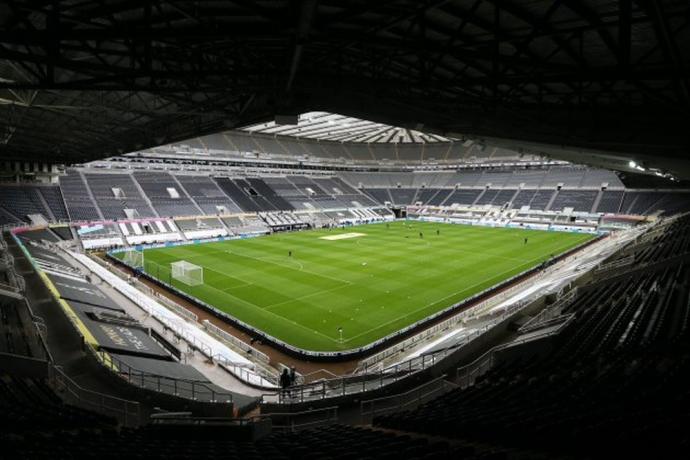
<box><xmin>629</xmin><ymin>160</ymin><xmax>636</xmax><ymax>168</ymax></box>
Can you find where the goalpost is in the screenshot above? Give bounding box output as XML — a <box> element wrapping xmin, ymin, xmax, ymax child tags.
<box><xmin>122</xmin><ymin>249</ymin><xmax>144</xmax><ymax>269</ymax></box>
<box><xmin>171</xmin><ymin>260</ymin><xmax>204</xmax><ymax>286</ymax></box>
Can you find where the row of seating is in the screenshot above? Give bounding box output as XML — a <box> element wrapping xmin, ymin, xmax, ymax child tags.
<box><xmin>0</xmin><ymin>184</ymin><xmax>68</xmax><ymax>224</ymax></box>
<box><xmin>4</xmin><ymin>169</ymin><xmax>687</xmax><ymax>226</ymax></box>
<box><xmin>0</xmin><ymin>300</ymin><xmax>42</xmax><ymax>357</ymax></box>
<box><xmin>0</xmin><ymin>235</ymin><xmax>44</xmax><ymax>359</ymax></box>
<box><xmin>3</xmin><ymin>410</ymin><xmax>509</xmax><ymax>460</ymax></box>
<box><xmin>340</xmin><ymin>166</ymin><xmax>624</xmax><ymax>189</ymax></box>
<box><xmin>0</xmin><ymin>373</ymin><xmax>115</xmax><ymax>435</ymax></box>
<box><xmin>360</xmin><ymin>186</ymin><xmax>690</xmax><ymax>215</ymax></box>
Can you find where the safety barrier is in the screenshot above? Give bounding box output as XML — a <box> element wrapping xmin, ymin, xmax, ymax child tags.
<box><xmin>87</xmin><ymin>253</ymin><xmax>276</xmax><ymax>388</ymax></box>
<box><xmin>202</xmin><ymin>319</ymin><xmax>270</xmax><ymax>364</ymax></box>
<box><xmin>96</xmin><ymin>349</ymin><xmax>234</xmax><ymax>403</ymax></box>
<box><xmin>456</xmin><ymin>315</ymin><xmax>576</xmax><ymax>388</ymax></box>
<box><xmin>50</xmin><ymin>364</ymin><xmax>142</xmax><ymax>426</ymax></box>
<box><xmin>518</xmin><ymin>288</ymin><xmax>578</xmax><ymax>334</ymax></box>
<box><xmin>360</xmin><ymin>376</ymin><xmax>458</xmax><ymax>422</ymax></box>
<box><xmin>263</xmin><ymin>406</ymin><xmax>339</xmax><ymax>432</ymax></box>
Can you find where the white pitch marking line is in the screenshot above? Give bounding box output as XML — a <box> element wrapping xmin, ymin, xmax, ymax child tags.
<box><xmin>263</xmin><ymin>284</ymin><xmax>352</xmax><ymax>311</ymax></box>
<box><xmin>223</xmin><ymin>248</ymin><xmax>353</xmax><ymax>286</ymax></box>
<box><xmin>201</xmin><ymin>277</ymin><xmax>342</xmax><ymax>344</ymax></box>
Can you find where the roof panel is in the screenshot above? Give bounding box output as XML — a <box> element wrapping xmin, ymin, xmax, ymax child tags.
<box><xmin>241</xmin><ymin>111</ymin><xmax>455</xmax><ymax>143</ymax></box>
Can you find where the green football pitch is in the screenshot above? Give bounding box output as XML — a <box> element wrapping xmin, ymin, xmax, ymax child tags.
<box><xmin>117</xmin><ymin>221</ymin><xmax>593</xmax><ymax>352</ymax></box>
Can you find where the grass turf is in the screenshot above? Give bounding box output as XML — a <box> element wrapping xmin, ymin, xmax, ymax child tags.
<box><xmin>118</xmin><ymin>221</ymin><xmax>593</xmax><ymax>352</ymax></box>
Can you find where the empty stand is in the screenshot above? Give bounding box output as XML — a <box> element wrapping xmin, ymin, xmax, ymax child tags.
<box><xmin>231</xmin><ymin>179</ymin><xmax>277</xmax><ymax>211</ymax></box>
<box><xmin>175</xmin><ymin>175</ymin><xmax>242</xmax><ymax>214</ymax></box>
<box><xmin>363</xmin><ymin>188</ymin><xmax>392</xmax><ymax>205</ymax></box>
<box><xmin>133</xmin><ymin>171</ymin><xmax>201</xmax><ymax>217</ymax></box>
<box><xmin>247</xmin><ymin>178</ymin><xmax>294</xmax><ymax>210</ymax></box>
<box><xmin>526</xmin><ymin>189</ymin><xmax>554</xmax><ymax>210</ymax></box>
<box><xmin>508</xmin><ymin>189</ymin><xmax>534</xmax><ymax>209</ymax></box>
<box><xmin>37</xmin><ymin>186</ymin><xmax>69</xmax><ymax>221</ymax></box>
<box><xmin>0</xmin><ymin>298</ymin><xmax>45</xmax><ymax>358</ymax></box>
<box><xmin>213</xmin><ymin>177</ymin><xmax>262</xmax><ymax>212</ymax></box>
<box><xmin>474</xmin><ymin>189</ymin><xmax>500</xmax><ymax>205</ymax></box>
<box><xmin>84</xmin><ymin>173</ymin><xmax>155</xmax><ymax>220</ymax></box>
<box><xmin>0</xmin><ymin>373</ymin><xmax>116</xmax><ymax>435</ymax></box>
<box><xmin>414</xmin><ymin>188</ymin><xmax>443</xmax><ymax>205</ymax></box>
<box><xmin>60</xmin><ymin>169</ymin><xmax>102</xmax><ymax>221</ymax></box>
<box><xmin>442</xmin><ymin>189</ymin><xmax>482</xmax><ymax>206</ymax></box>
<box><xmin>0</xmin><ymin>185</ymin><xmax>51</xmax><ymax>222</ymax></box>
<box><xmin>426</xmin><ymin>189</ymin><xmax>453</xmax><ymax>206</ymax></box>
<box><xmin>0</xmin><ymin>205</ymin><xmax>21</xmax><ymax>225</ymax></box>
<box><xmin>388</xmin><ymin>188</ymin><xmax>417</xmax><ymax>205</ymax></box>
<box><xmin>596</xmin><ymin>190</ymin><xmax>625</xmax><ymax>213</ymax></box>
<box><xmin>549</xmin><ymin>190</ymin><xmax>599</xmax><ymax>212</ymax></box>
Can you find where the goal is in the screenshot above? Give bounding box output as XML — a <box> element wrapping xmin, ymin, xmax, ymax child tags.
<box><xmin>171</xmin><ymin>260</ymin><xmax>204</xmax><ymax>286</ymax></box>
<box><xmin>122</xmin><ymin>249</ymin><xmax>144</xmax><ymax>269</ymax></box>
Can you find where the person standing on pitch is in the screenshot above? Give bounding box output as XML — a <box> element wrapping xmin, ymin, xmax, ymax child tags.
<box><xmin>288</xmin><ymin>250</ymin><xmax>292</xmax><ymax>257</ymax></box>
<box><xmin>436</xmin><ymin>229</ymin><xmax>440</xmax><ymax>236</ymax></box>
<box><xmin>419</xmin><ymin>232</ymin><xmax>423</xmax><ymax>239</ymax></box>
<box><xmin>524</xmin><ymin>237</ymin><xmax>528</xmax><ymax>245</ymax></box>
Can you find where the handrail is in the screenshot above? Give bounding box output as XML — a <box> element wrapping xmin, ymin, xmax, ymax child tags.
<box><xmin>275</xmin><ymin>294</ymin><xmax>547</xmax><ymax>404</ymax></box>
<box><xmin>456</xmin><ymin>313</ymin><xmax>576</xmax><ymax>388</ymax></box>
<box><xmin>71</xmin><ymin>250</ymin><xmax>276</xmax><ymax>389</ymax></box>
<box><xmin>360</xmin><ymin>375</ymin><xmax>458</xmax><ymax>422</ymax></box>
<box><xmin>0</xmin><ymin>346</ymin><xmax>131</xmax><ymax>429</ymax></box>
<box><xmin>518</xmin><ymin>288</ymin><xmax>578</xmax><ymax>334</ymax></box>
<box><xmin>97</xmin><ymin>349</ymin><xmax>234</xmax><ymax>403</ymax></box>
<box><xmin>50</xmin><ymin>364</ymin><xmax>142</xmax><ymax>427</ymax></box>
<box><xmin>262</xmin><ymin>405</ymin><xmax>339</xmax><ymax>432</ymax></box>
<box><xmin>202</xmin><ymin>319</ymin><xmax>270</xmax><ymax>364</ymax></box>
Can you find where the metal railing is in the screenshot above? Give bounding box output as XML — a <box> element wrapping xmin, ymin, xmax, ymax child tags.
<box><xmin>360</xmin><ymin>376</ymin><xmax>458</xmax><ymax>422</ymax></box>
<box><xmin>276</xmin><ymin>349</ymin><xmax>450</xmax><ymax>404</ymax></box>
<box><xmin>263</xmin><ymin>406</ymin><xmax>339</xmax><ymax>432</ymax></box>
<box><xmin>456</xmin><ymin>314</ymin><xmax>576</xmax><ymax>389</ymax></box>
<box><xmin>455</xmin><ymin>348</ymin><xmax>497</xmax><ymax>389</ymax></box>
<box><xmin>96</xmin><ymin>349</ymin><xmax>234</xmax><ymax>403</ymax></box>
<box><xmin>75</xmin><ymin>250</ymin><xmax>276</xmax><ymax>388</ymax></box>
<box><xmin>50</xmin><ymin>365</ymin><xmax>142</xmax><ymax>426</ymax></box>
<box><xmin>593</xmin><ymin>255</ymin><xmax>635</xmax><ymax>276</ymax></box>
<box><xmin>215</xmin><ymin>355</ymin><xmax>278</xmax><ymax>388</ymax></box>
<box><xmin>202</xmin><ymin>319</ymin><xmax>270</xmax><ymax>364</ymax></box>
<box><xmin>275</xmin><ymin>297</ymin><xmax>543</xmax><ymax>405</ymax></box>
<box><xmin>518</xmin><ymin>288</ymin><xmax>578</xmax><ymax>334</ymax></box>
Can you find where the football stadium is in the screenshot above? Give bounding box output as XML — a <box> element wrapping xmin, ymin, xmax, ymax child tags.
<box><xmin>1</xmin><ymin>2</ymin><xmax>690</xmax><ymax>459</ymax></box>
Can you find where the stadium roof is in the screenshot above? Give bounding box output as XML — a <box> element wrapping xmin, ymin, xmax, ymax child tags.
<box><xmin>242</xmin><ymin>112</ymin><xmax>454</xmax><ymax>143</ymax></box>
<box><xmin>0</xmin><ymin>1</ymin><xmax>689</xmax><ymax>178</ymax></box>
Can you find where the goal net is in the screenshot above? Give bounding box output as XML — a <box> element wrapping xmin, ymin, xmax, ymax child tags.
<box><xmin>171</xmin><ymin>260</ymin><xmax>204</xmax><ymax>286</ymax></box>
<box><xmin>122</xmin><ymin>249</ymin><xmax>144</xmax><ymax>269</ymax></box>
